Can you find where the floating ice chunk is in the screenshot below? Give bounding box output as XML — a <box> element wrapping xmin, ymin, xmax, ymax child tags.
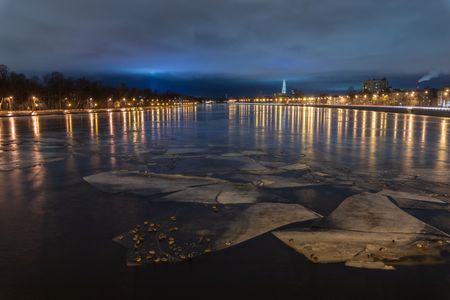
<box><xmin>161</xmin><ymin>185</ymin><xmax>222</xmax><ymax>204</ymax></box>
<box><xmin>252</xmin><ymin>175</ymin><xmax>323</xmax><ymax>189</ymax></box>
<box><xmin>147</xmin><ymin>155</ymin><xmax>274</xmax><ymax>175</ymax></box>
<box><xmin>378</xmin><ymin>189</ymin><xmax>449</xmax><ymax>211</ymax></box>
<box><xmin>407</xmin><ymin>168</ymin><xmax>450</xmax><ymax>184</ymax></box>
<box><xmin>280</xmin><ymin>163</ymin><xmax>310</xmax><ymax>172</ymax></box>
<box><xmin>311</xmin><ymin>171</ymin><xmax>332</xmax><ymax>178</ymax></box>
<box><xmin>345</xmin><ymin>259</ymin><xmax>395</xmax><ymax>270</ymax></box>
<box><xmin>240</xmin><ymin>150</ymin><xmax>267</xmax><ymax>156</ymax></box>
<box><xmin>84</xmin><ymin>170</ymin><xmax>283</xmax><ymax>204</ymax></box>
<box><xmin>322</xmin><ymin>192</ymin><xmax>434</xmax><ymax>233</ymax></box>
<box><xmin>213</xmin><ymin>156</ymin><xmax>273</xmax><ymax>174</ymax></box>
<box><xmin>392</xmin><ymin>199</ymin><xmax>449</xmax><ymax>211</ymax></box>
<box><xmin>83</xmin><ymin>171</ymin><xmax>225</xmax><ymax>196</ymax></box>
<box><xmin>165</xmin><ymin>148</ymin><xmax>208</xmax><ymax>155</ymax></box>
<box><xmin>216</xmin><ymin>183</ymin><xmax>261</xmax><ymax>204</ymax></box>
<box><xmin>220</xmin><ymin>150</ymin><xmax>266</xmax><ymax>157</ymax></box>
<box><xmin>258</xmin><ymin>161</ymin><xmax>288</xmax><ymax>169</ymax></box>
<box><xmin>220</xmin><ymin>152</ymin><xmax>244</xmax><ymax>157</ymax></box>
<box><xmin>163</xmin><ymin>182</ymin><xmax>284</xmax><ymax>204</ymax></box>
<box><xmin>333</xmin><ymin>180</ymin><xmax>355</xmax><ymax>187</ymax></box>
<box><xmin>213</xmin><ymin>203</ymin><xmax>322</xmax><ymax>250</ymax></box>
<box><xmin>114</xmin><ymin>202</ymin><xmax>321</xmax><ymax>266</ymax></box>
<box><xmin>274</xmin><ymin>229</ymin><xmax>447</xmax><ymax>269</ymax></box>
<box><xmin>273</xmin><ymin>192</ymin><xmax>450</xmax><ymax>270</ymax></box>
<box><xmin>379</xmin><ymin>189</ymin><xmax>446</xmax><ymax>204</ymax></box>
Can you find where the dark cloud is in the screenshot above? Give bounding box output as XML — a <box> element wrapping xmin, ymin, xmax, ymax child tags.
<box><xmin>0</xmin><ymin>0</ymin><xmax>449</xmax><ymax>95</ymax></box>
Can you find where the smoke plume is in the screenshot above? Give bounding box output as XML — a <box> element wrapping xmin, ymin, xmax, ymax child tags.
<box><xmin>418</xmin><ymin>71</ymin><xmax>440</xmax><ymax>83</ymax></box>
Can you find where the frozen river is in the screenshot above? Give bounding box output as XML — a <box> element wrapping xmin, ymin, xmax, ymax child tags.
<box><xmin>0</xmin><ymin>104</ymin><xmax>449</xmax><ymax>299</ymax></box>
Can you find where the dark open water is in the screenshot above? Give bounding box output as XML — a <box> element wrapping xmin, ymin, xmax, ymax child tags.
<box><xmin>0</xmin><ymin>104</ymin><xmax>449</xmax><ymax>300</ymax></box>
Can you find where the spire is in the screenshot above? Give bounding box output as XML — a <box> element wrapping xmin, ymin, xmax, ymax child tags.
<box><xmin>282</xmin><ymin>80</ymin><xmax>286</xmax><ymax>94</ymax></box>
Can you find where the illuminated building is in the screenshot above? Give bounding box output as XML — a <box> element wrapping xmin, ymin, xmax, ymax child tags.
<box><xmin>437</xmin><ymin>87</ymin><xmax>450</xmax><ymax>107</ymax></box>
<box><xmin>363</xmin><ymin>78</ymin><xmax>389</xmax><ymax>93</ymax></box>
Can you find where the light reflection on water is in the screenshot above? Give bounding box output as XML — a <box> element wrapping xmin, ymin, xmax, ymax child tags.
<box><xmin>229</xmin><ymin>105</ymin><xmax>448</xmax><ymax>177</ymax></box>
<box><xmin>0</xmin><ymin>104</ymin><xmax>449</xmax><ymax>299</ymax></box>
<box><xmin>0</xmin><ymin>104</ymin><xmax>449</xmax><ymax>181</ymax></box>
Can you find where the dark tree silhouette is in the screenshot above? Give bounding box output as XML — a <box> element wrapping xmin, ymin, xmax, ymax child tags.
<box><xmin>0</xmin><ymin>65</ymin><xmax>184</xmax><ymax>110</ymax></box>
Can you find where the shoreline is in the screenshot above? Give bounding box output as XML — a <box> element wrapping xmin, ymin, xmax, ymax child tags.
<box><xmin>0</xmin><ymin>105</ymin><xmax>192</xmax><ymax>118</ymax></box>
<box><xmin>235</xmin><ymin>103</ymin><xmax>450</xmax><ymax>118</ymax></box>
<box><xmin>1</xmin><ymin>103</ymin><xmax>450</xmax><ymax>118</ymax></box>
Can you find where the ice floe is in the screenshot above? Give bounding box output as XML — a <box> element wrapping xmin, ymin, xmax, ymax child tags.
<box><xmin>280</xmin><ymin>163</ymin><xmax>310</xmax><ymax>172</ymax></box>
<box><xmin>161</xmin><ymin>182</ymin><xmax>280</xmax><ymax>204</ymax></box>
<box><xmin>83</xmin><ymin>171</ymin><xmax>224</xmax><ymax>197</ymax></box>
<box><xmin>379</xmin><ymin>189</ymin><xmax>449</xmax><ymax>211</ymax></box>
<box><xmin>273</xmin><ymin>192</ymin><xmax>450</xmax><ymax>270</ymax></box>
<box><xmin>146</xmin><ymin>155</ymin><xmax>275</xmax><ymax>175</ymax></box>
<box><xmin>164</xmin><ymin>147</ymin><xmax>208</xmax><ymax>155</ymax></box>
<box><xmin>82</xmin><ymin>150</ymin><xmax>449</xmax><ymax>270</ymax></box>
<box><xmin>113</xmin><ymin>202</ymin><xmax>321</xmax><ymax>266</ymax></box>
<box><xmin>84</xmin><ymin>171</ymin><xmax>287</xmax><ymax>204</ymax></box>
<box><xmin>252</xmin><ymin>175</ymin><xmax>324</xmax><ymax>189</ymax></box>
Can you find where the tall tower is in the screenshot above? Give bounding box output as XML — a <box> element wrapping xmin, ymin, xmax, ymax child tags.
<box><xmin>282</xmin><ymin>80</ymin><xmax>287</xmax><ymax>94</ymax></box>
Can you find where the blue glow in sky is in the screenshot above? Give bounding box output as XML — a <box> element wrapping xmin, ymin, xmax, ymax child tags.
<box><xmin>1</xmin><ymin>0</ymin><xmax>449</xmax><ymax>96</ymax></box>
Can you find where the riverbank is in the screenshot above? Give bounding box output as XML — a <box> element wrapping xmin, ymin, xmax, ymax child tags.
<box><xmin>0</xmin><ymin>105</ymin><xmax>193</xmax><ymax>118</ymax></box>
<box><xmin>2</xmin><ymin>103</ymin><xmax>450</xmax><ymax>118</ymax></box>
<box><xmin>235</xmin><ymin>103</ymin><xmax>450</xmax><ymax>118</ymax></box>
<box><xmin>304</xmin><ymin>104</ymin><xmax>450</xmax><ymax>118</ymax></box>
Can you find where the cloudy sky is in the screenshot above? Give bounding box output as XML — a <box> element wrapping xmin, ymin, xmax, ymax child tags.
<box><xmin>1</xmin><ymin>0</ymin><xmax>449</xmax><ymax>96</ymax></box>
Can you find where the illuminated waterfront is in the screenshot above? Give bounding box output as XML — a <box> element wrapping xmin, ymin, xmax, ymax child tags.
<box><xmin>0</xmin><ymin>104</ymin><xmax>449</xmax><ymax>299</ymax></box>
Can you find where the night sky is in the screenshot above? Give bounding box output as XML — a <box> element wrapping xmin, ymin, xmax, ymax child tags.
<box><xmin>1</xmin><ymin>0</ymin><xmax>449</xmax><ymax>96</ymax></box>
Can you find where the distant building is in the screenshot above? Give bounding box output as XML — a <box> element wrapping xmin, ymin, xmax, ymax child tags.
<box><xmin>290</xmin><ymin>88</ymin><xmax>303</xmax><ymax>97</ymax></box>
<box><xmin>437</xmin><ymin>87</ymin><xmax>450</xmax><ymax>107</ymax></box>
<box><xmin>273</xmin><ymin>80</ymin><xmax>290</xmax><ymax>99</ymax></box>
<box><xmin>363</xmin><ymin>78</ymin><xmax>389</xmax><ymax>93</ymax></box>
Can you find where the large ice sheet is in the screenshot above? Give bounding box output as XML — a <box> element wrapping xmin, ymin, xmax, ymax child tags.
<box><xmin>113</xmin><ymin>202</ymin><xmax>322</xmax><ymax>266</ymax></box>
<box><xmin>161</xmin><ymin>182</ymin><xmax>283</xmax><ymax>204</ymax></box>
<box><xmin>273</xmin><ymin>192</ymin><xmax>450</xmax><ymax>270</ymax></box>
<box><xmin>83</xmin><ymin>171</ymin><xmax>225</xmax><ymax>197</ymax></box>
<box><xmin>84</xmin><ymin>171</ymin><xmax>285</xmax><ymax>204</ymax></box>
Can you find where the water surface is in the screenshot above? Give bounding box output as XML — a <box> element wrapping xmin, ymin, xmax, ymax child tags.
<box><xmin>0</xmin><ymin>104</ymin><xmax>449</xmax><ymax>300</ymax></box>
